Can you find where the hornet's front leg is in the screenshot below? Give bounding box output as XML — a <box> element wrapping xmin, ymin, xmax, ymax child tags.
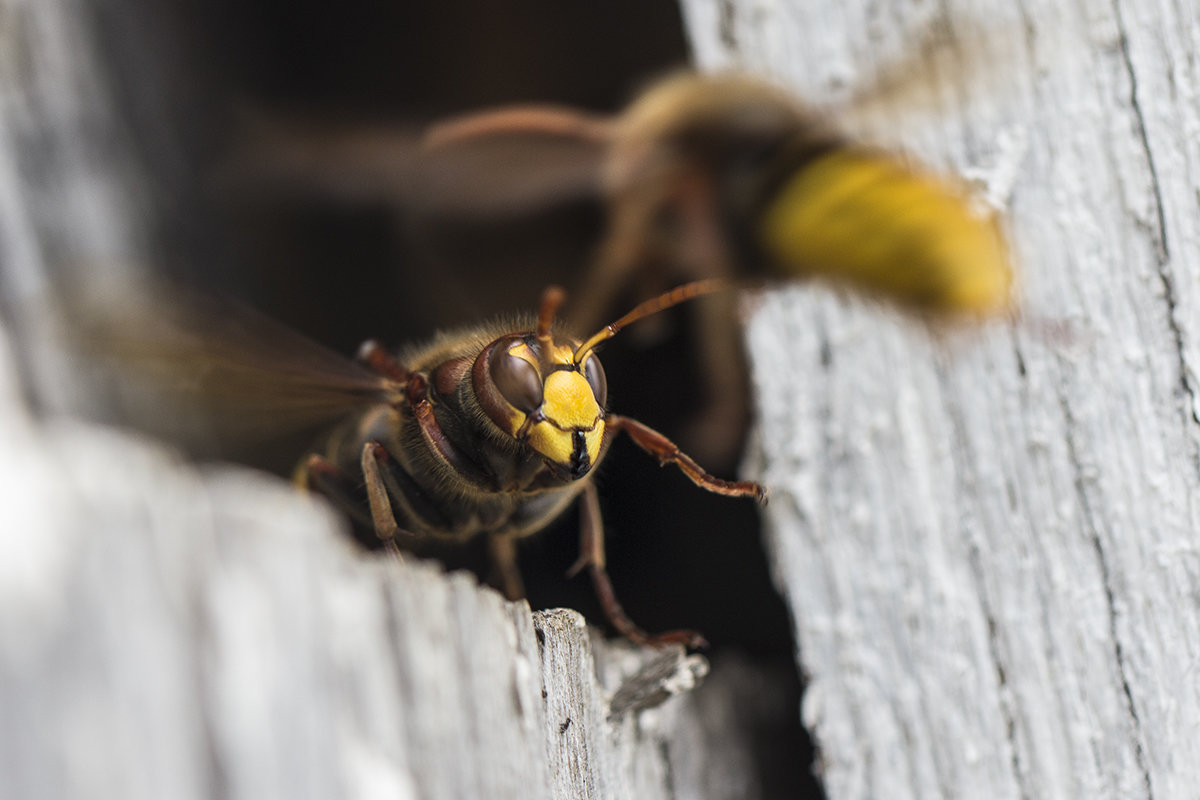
<box><xmin>568</xmin><ymin>415</ymin><xmax>766</xmax><ymax>647</ymax></box>
<box><xmin>606</xmin><ymin>415</ymin><xmax>767</xmax><ymax>503</ymax></box>
<box><xmin>487</xmin><ymin>533</ymin><xmax>527</xmax><ymax>603</ymax></box>
<box><xmin>569</xmin><ymin>482</ymin><xmax>706</xmax><ymax>648</ymax></box>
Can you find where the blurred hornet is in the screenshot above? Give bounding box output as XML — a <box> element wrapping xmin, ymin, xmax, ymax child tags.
<box><xmin>424</xmin><ymin>72</ymin><xmax>1013</xmax><ymax>323</ymax></box>
<box><xmin>237</xmin><ymin>71</ymin><xmax>1014</xmax><ymax>325</ymax></box>
<box><xmin>171</xmin><ymin>71</ymin><xmax>1013</xmax><ymax>643</ymax></box>
<box><xmin>338</xmin><ymin>71</ymin><xmax>1014</xmax><ymax>461</ymax></box>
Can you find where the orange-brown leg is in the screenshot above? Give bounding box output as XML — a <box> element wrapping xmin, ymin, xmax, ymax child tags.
<box><xmin>487</xmin><ymin>532</ymin><xmax>527</xmax><ymax>602</ymax></box>
<box><xmin>606</xmin><ymin>415</ymin><xmax>767</xmax><ymax>503</ymax></box>
<box><xmin>297</xmin><ymin>454</ymin><xmax>375</xmax><ymax>530</ymax></box>
<box><xmin>357</xmin><ymin>339</ymin><xmax>411</xmax><ymax>383</ymax></box>
<box><xmin>360</xmin><ymin>442</ymin><xmax>403</xmax><ymax>559</ymax></box>
<box><xmin>573</xmin><ymin>482</ymin><xmax>707</xmax><ymax>649</ymax></box>
<box><xmin>297</xmin><ymin>447</ymin><xmax>413</xmax><ymax>560</ymax></box>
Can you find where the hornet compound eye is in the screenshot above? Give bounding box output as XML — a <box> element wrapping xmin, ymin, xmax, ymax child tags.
<box><xmin>582</xmin><ymin>354</ymin><xmax>607</xmax><ymax>408</ymax></box>
<box><xmin>490</xmin><ymin>345</ymin><xmax>544</xmax><ymax>413</ymax></box>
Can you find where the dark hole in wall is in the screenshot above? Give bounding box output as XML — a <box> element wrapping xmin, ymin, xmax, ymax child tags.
<box><xmin>93</xmin><ymin>2</ymin><xmax>825</xmax><ymax>797</ymax></box>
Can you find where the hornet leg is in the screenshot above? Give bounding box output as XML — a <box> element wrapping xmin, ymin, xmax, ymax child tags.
<box><xmin>571</xmin><ymin>481</ymin><xmax>707</xmax><ymax>649</ymax></box>
<box><xmin>487</xmin><ymin>533</ymin><xmax>527</xmax><ymax>602</ymax></box>
<box><xmin>607</xmin><ymin>415</ymin><xmax>766</xmax><ymax>502</ymax></box>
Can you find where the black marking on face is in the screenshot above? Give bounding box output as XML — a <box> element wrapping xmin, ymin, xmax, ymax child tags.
<box><xmin>569</xmin><ymin>430</ymin><xmax>590</xmax><ymax>479</ymax></box>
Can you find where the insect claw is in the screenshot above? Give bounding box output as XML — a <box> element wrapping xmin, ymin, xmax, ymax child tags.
<box><xmin>383</xmin><ymin>540</ymin><xmax>407</xmax><ymax>563</ymax></box>
<box><xmin>565</xmin><ymin>552</ymin><xmax>592</xmax><ymax>579</ymax></box>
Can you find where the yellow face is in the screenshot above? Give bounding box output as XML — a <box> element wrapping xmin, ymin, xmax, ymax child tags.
<box><xmin>486</xmin><ymin>338</ymin><xmax>607</xmax><ymax>480</ymax></box>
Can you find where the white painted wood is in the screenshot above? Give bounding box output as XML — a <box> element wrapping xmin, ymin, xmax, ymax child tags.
<box><xmin>680</xmin><ymin>0</ymin><xmax>1200</xmax><ymax>797</ymax></box>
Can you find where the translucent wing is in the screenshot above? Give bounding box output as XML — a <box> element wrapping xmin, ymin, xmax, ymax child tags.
<box><xmin>65</xmin><ymin>284</ymin><xmax>401</xmax><ymax>456</ymax></box>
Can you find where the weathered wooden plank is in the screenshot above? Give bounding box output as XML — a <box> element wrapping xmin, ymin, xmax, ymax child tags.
<box><xmin>680</xmin><ymin>0</ymin><xmax>1200</xmax><ymax>797</ymax></box>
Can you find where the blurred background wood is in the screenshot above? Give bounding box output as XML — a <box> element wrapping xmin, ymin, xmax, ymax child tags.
<box><xmin>679</xmin><ymin>0</ymin><xmax>1200</xmax><ymax>797</ymax></box>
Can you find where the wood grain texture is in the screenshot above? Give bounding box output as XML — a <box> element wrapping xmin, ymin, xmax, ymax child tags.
<box><xmin>680</xmin><ymin>0</ymin><xmax>1200</xmax><ymax>797</ymax></box>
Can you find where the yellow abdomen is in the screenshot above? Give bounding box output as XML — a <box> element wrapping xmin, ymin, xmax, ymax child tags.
<box><xmin>759</xmin><ymin>149</ymin><xmax>1013</xmax><ymax>317</ymax></box>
